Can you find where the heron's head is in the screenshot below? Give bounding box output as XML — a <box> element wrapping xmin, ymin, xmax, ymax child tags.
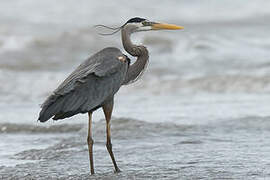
<box><xmin>94</xmin><ymin>17</ymin><xmax>183</xmax><ymax>36</ymax></box>
<box><xmin>123</xmin><ymin>17</ymin><xmax>184</xmax><ymax>33</ymax></box>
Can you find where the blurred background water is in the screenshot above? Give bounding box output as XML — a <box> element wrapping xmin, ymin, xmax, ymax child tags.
<box><xmin>1</xmin><ymin>0</ymin><xmax>270</xmax><ymax>179</ymax></box>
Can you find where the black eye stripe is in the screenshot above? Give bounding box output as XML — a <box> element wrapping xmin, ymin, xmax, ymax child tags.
<box><xmin>126</xmin><ymin>17</ymin><xmax>146</xmax><ymax>23</ymax></box>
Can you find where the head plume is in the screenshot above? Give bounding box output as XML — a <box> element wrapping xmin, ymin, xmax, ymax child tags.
<box><xmin>94</xmin><ymin>17</ymin><xmax>147</xmax><ymax>36</ymax></box>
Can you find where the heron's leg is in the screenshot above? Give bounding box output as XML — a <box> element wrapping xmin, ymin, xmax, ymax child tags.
<box><xmin>87</xmin><ymin>112</ymin><xmax>95</xmax><ymax>175</ymax></box>
<box><xmin>102</xmin><ymin>100</ymin><xmax>121</xmax><ymax>173</ymax></box>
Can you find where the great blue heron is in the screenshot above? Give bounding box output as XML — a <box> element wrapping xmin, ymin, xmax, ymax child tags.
<box><xmin>38</xmin><ymin>17</ymin><xmax>183</xmax><ymax>174</ymax></box>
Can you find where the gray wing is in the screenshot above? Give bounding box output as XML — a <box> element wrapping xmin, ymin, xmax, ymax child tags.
<box><xmin>38</xmin><ymin>47</ymin><xmax>129</xmax><ymax>122</ymax></box>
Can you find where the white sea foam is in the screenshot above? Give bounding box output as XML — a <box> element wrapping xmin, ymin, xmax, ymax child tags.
<box><xmin>0</xmin><ymin>36</ymin><xmax>32</xmax><ymax>53</ymax></box>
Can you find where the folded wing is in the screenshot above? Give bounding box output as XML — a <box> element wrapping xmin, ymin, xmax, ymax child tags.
<box><xmin>38</xmin><ymin>47</ymin><xmax>128</xmax><ymax>122</ymax></box>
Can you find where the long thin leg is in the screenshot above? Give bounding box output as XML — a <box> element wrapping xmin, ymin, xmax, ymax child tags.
<box><xmin>87</xmin><ymin>112</ymin><xmax>95</xmax><ymax>175</ymax></box>
<box><xmin>102</xmin><ymin>99</ymin><xmax>121</xmax><ymax>173</ymax></box>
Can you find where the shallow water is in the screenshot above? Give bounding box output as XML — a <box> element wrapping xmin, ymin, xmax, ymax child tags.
<box><xmin>1</xmin><ymin>94</ymin><xmax>270</xmax><ymax>179</ymax></box>
<box><xmin>1</xmin><ymin>0</ymin><xmax>270</xmax><ymax>179</ymax></box>
<box><xmin>1</xmin><ymin>116</ymin><xmax>270</xmax><ymax>179</ymax></box>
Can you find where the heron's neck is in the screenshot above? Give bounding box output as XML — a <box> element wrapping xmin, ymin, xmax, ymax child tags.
<box><xmin>121</xmin><ymin>27</ymin><xmax>149</xmax><ymax>84</ymax></box>
<box><xmin>121</xmin><ymin>28</ymin><xmax>148</xmax><ymax>57</ymax></box>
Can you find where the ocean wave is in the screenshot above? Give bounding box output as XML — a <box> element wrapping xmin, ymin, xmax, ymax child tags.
<box><xmin>122</xmin><ymin>74</ymin><xmax>270</xmax><ymax>94</ymax></box>
<box><xmin>0</xmin><ymin>118</ymin><xmax>194</xmax><ymax>137</ymax></box>
<box><xmin>0</xmin><ymin>18</ymin><xmax>270</xmax><ymax>103</ymax></box>
<box><xmin>90</xmin><ymin>118</ymin><xmax>195</xmax><ymax>140</ymax></box>
<box><xmin>95</xmin><ymin>116</ymin><xmax>270</xmax><ymax>139</ymax></box>
<box><xmin>11</xmin><ymin>116</ymin><xmax>270</xmax><ymax>162</ymax></box>
<box><xmin>0</xmin><ymin>31</ymin><xmax>268</xmax><ymax>72</ymax></box>
<box><xmin>2</xmin><ymin>70</ymin><xmax>270</xmax><ymax>105</ymax></box>
<box><xmin>1</xmin><ymin>18</ymin><xmax>270</xmax><ymax>72</ymax></box>
<box><xmin>215</xmin><ymin>116</ymin><xmax>270</xmax><ymax>132</ymax></box>
<box><xmin>0</xmin><ymin>28</ymin><xmax>115</xmax><ymax>71</ymax></box>
<box><xmin>0</xmin><ymin>123</ymin><xmax>83</xmax><ymax>133</ymax></box>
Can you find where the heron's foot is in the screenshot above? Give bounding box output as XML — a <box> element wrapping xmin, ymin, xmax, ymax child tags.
<box><xmin>90</xmin><ymin>171</ymin><xmax>95</xmax><ymax>175</ymax></box>
<box><xmin>114</xmin><ymin>168</ymin><xmax>121</xmax><ymax>173</ymax></box>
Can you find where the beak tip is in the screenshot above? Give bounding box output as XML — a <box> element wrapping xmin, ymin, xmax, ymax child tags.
<box><xmin>176</xmin><ymin>26</ymin><xmax>184</xmax><ymax>30</ymax></box>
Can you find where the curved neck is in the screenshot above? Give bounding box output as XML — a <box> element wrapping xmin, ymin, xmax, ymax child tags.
<box><xmin>121</xmin><ymin>27</ymin><xmax>149</xmax><ymax>84</ymax></box>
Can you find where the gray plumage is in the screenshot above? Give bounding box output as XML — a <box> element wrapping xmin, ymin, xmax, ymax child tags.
<box><xmin>38</xmin><ymin>19</ymin><xmax>151</xmax><ymax>123</ymax></box>
<box><xmin>37</xmin><ymin>17</ymin><xmax>182</xmax><ymax>174</ymax></box>
<box><xmin>38</xmin><ymin>47</ymin><xmax>129</xmax><ymax>122</ymax></box>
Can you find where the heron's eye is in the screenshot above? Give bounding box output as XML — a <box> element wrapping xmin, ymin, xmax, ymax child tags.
<box><xmin>142</xmin><ymin>21</ymin><xmax>152</xmax><ymax>26</ymax></box>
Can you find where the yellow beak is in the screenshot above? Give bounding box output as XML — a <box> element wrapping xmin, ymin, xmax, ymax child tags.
<box><xmin>152</xmin><ymin>23</ymin><xmax>184</xmax><ymax>30</ymax></box>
